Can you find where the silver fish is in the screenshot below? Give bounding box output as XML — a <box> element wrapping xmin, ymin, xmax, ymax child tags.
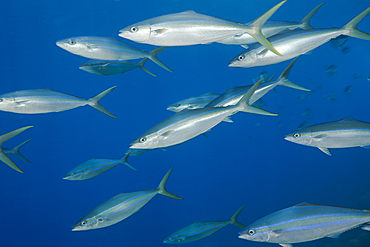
<box><xmin>119</xmin><ymin>1</ymin><xmax>287</xmax><ymax>56</ymax></box>
<box><xmin>285</xmin><ymin>117</ymin><xmax>370</xmax><ymax>156</ymax></box>
<box><xmin>0</xmin><ymin>126</ymin><xmax>33</xmax><ymax>173</ymax></box>
<box><xmin>56</xmin><ymin>37</ymin><xmax>172</xmax><ymax>72</ymax></box>
<box><xmin>71</xmin><ymin>167</ymin><xmax>182</xmax><ymax>231</ymax></box>
<box><xmin>130</xmin><ymin>80</ymin><xmax>277</xmax><ymax>149</ymax></box>
<box><xmin>0</xmin><ymin>86</ymin><xmax>117</xmax><ymax>118</ymax></box>
<box><xmin>63</xmin><ymin>151</ymin><xmax>136</xmax><ymax>181</ymax></box>
<box><xmin>207</xmin><ymin>56</ymin><xmax>309</xmax><ymax>109</ymax></box>
<box><xmin>167</xmin><ymin>92</ymin><xmax>220</xmax><ymax>113</ymax></box>
<box><xmin>239</xmin><ymin>202</ymin><xmax>370</xmax><ymax>247</ymax></box>
<box><xmin>217</xmin><ymin>3</ymin><xmax>324</xmax><ymax>46</ymax></box>
<box><xmin>79</xmin><ymin>58</ymin><xmax>155</xmax><ymax>76</ymax></box>
<box><xmin>3</xmin><ymin>139</ymin><xmax>32</xmax><ymax>163</ymax></box>
<box><xmin>229</xmin><ymin>6</ymin><xmax>370</xmax><ymax>68</ymax></box>
<box><xmin>163</xmin><ymin>206</ymin><xmax>245</xmax><ymax>244</ymax></box>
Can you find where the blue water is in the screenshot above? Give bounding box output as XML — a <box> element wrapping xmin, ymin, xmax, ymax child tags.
<box><xmin>1</xmin><ymin>0</ymin><xmax>370</xmax><ymax>246</ymax></box>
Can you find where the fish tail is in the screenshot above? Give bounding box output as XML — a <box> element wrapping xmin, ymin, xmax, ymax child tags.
<box><xmin>0</xmin><ymin>126</ymin><xmax>33</xmax><ymax>173</ymax></box>
<box><xmin>138</xmin><ymin>58</ymin><xmax>156</xmax><ymax>76</ymax></box>
<box><xmin>245</xmin><ymin>0</ymin><xmax>286</xmax><ymax>56</ymax></box>
<box><xmin>341</xmin><ymin>6</ymin><xmax>370</xmax><ymax>40</ymax></box>
<box><xmin>237</xmin><ymin>79</ymin><xmax>277</xmax><ymax>116</ymax></box>
<box><xmin>299</xmin><ymin>3</ymin><xmax>325</xmax><ymax>30</ymax></box>
<box><xmin>230</xmin><ymin>206</ymin><xmax>246</xmax><ymax>228</ymax></box>
<box><xmin>277</xmin><ymin>56</ymin><xmax>310</xmax><ymax>91</ymax></box>
<box><xmin>89</xmin><ymin>86</ymin><xmax>118</xmax><ymax>119</ymax></box>
<box><xmin>120</xmin><ymin>150</ymin><xmax>137</xmax><ymax>171</ymax></box>
<box><xmin>8</xmin><ymin>139</ymin><xmax>32</xmax><ymax>163</ymax></box>
<box><xmin>157</xmin><ymin>167</ymin><xmax>183</xmax><ymax>200</ymax></box>
<box><xmin>148</xmin><ymin>47</ymin><xmax>173</xmax><ymax>72</ymax></box>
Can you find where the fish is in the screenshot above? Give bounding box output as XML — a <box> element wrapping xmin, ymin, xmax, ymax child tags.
<box><xmin>127</xmin><ymin>148</ymin><xmax>150</xmax><ymax>156</ymax></box>
<box><xmin>63</xmin><ymin>151</ymin><xmax>136</xmax><ymax>181</ymax></box>
<box><xmin>56</xmin><ymin>37</ymin><xmax>172</xmax><ymax>72</ymax></box>
<box><xmin>167</xmin><ymin>92</ymin><xmax>220</xmax><ymax>113</ymax></box>
<box><xmin>344</xmin><ymin>85</ymin><xmax>353</xmax><ymax>95</ymax></box>
<box><xmin>0</xmin><ymin>126</ymin><xmax>33</xmax><ymax>173</ymax></box>
<box><xmin>118</xmin><ymin>1</ymin><xmax>287</xmax><ymax>56</ymax></box>
<box><xmin>330</xmin><ymin>35</ymin><xmax>349</xmax><ymax>50</ymax></box>
<box><xmin>71</xmin><ymin>167</ymin><xmax>182</xmax><ymax>231</ymax></box>
<box><xmin>284</xmin><ymin>117</ymin><xmax>370</xmax><ymax>156</ymax></box>
<box><xmin>79</xmin><ymin>58</ymin><xmax>156</xmax><ymax>76</ymax></box>
<box><xmin>238</xmin><ymin>202</ymin><xmax>370</xmax><ymax>247</ymax></box>
<box><xmin>163</xmin><ymin>206</ymin><xmax>245</xmax><ymax>244</ymax></box>
<box><xmin>229</xmin><ymin>6</ymin><xmax>370</xmax><ymax>68</ymax></box>
<box><xmin>0</xmin><ymin>86</ymin><xmax>117</xmax><ymax>118</ymax></box>
<box><xmin>130</xmin><ymin>80</ymin><xmax>277</xmax><ymax>149</ymax></box>
<box><xmin>3</xmin><ymin>139</ymin><xmax>32</xmax><ymax>163</ymax></box>
<box><xmin>323</xmin><ymin>64</ymin><xmax>338</xmax><ymax>76</ymax></box>
<box><xmin>217</xmin><ymin>3</ymin><xmax>324</xmax><ymax>46</ymax></box>
<box><xmin>206</xmin><ymin>56</ymin><xmax>310</xmax><ymax>109</ymax></box>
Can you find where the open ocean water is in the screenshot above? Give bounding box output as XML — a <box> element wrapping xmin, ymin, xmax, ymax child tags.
<box><xmin>1</xmin><ymin>0</ymin><xmax>370</xmax><ymax>246</ymax></box>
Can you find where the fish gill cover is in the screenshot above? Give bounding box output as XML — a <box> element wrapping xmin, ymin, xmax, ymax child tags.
<box><xmin>1</xmin><ymin>0</ymin><xmax>370</xmax><ymax>247</ymax></box>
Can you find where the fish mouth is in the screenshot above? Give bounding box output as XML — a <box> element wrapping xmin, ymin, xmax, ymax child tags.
<box><xmin>55</xmin><ymin>41</ymin><xmax>63</xmax><ymax>48</ymax></box>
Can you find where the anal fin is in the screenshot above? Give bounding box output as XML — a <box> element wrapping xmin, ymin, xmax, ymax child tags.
<box><xmin>318</xmin><ymin>147</ymin><xmax>331</xmax><ymax>156</ymax></box>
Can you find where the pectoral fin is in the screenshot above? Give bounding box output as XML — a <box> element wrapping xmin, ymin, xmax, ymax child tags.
<box><xmin>152</xmin><ymin>28</ymin><xmax>169</xmax><ymax>35</ymax></box>
<box><xmin>318</xmin><ymin>147</ymin><xmax>331</xmax><ymax>156</ymax></box>
<box><xmin>223</xmin><ymin>116</ymin><xmax>233</xmax><ymax>123</ymax></box>
<box><xmin>15</xmin><ymin>99</ymin><xmax>29</xmax><ymax>105</ymax></box>
<box><xmin>312</xmin><ymin>134</ymin><xmax>327</xmax><ymax>140</ymax></box>
<box><xmin>327</xmin><ymin>233</ymin><xmax>341</xmax><ymax>238</ymax></box>
<box><xmin>279</xmin><ymin>244</ymin><xmax>293</xmax><ymax>247</ymax></box>
<box><xmin>160</xmin><ymin>130</ymin><xmax>175</xmax><ymax>139</ymax></box>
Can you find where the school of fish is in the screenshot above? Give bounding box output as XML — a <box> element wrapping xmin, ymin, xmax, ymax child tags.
<box><xmin>2</xmin><ymin>1</ymin><xmax>370</xmax><ymax>246</ymax></box>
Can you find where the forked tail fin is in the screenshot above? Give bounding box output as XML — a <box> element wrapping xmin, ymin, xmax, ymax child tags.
<box><xmin>341</xmin><ymin>6</ymin><xmax>370</xmax><ymax>40</ymax></box>
<box><xmin>230</xmin><ymin>206</ymin><xmax>246</xmax><ymax>228</ymax></box>
<box><xmin>89</xmin><ymin>86</ymin><xmax>118</xmax><ymax>118</ymax></box>
<box><xmin>157</xmin><ymin>167</ymin><xmax>183</xmax><ymax>200</ymax></box>
<box><xmin>148</xmin><ymin>47</ymin><xmax>173</xmax><ymax>72</ymax></box>
<box><xmin>299</xmin><ymin>3</ymin><xmax>325</xmax><ymax>30</ymax></box>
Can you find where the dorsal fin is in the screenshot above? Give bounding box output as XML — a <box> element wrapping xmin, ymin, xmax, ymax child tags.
<box><xmin>293</xmin><ymin>202</ymin><xmax>314</xmax><ymax>207</ymax></box>
<box><xmin>181</xmin><ymin>10</ymin><xmax>196</xmax><ymax>14</ymax></box>
<box><xmin>225</xmin><ymin>85</ymin><xmax>238</xmax><ymax>92</ymax></box>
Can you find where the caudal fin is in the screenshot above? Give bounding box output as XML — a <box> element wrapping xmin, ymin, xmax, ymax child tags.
<box><xmin>237</xmin><ymin>79</ymin><xmax>278</xmax><ymax>116</ymax></box>
<box><xmin>89</xmin><ymin>86</ymin><xmax>118</xmax><ymax>118</ymax></box>
<box><xmin>277</xmin><ymin>56</ymin><xmax>310</xmax><ymax>91</ymax></box>
<box><xmin>230</xmin><ymin>206</ymin><xmax>246</xmax><ymax>228</ymax></box>
<box><xmin>341</xmin><ymin>6</ymin><xmax>370</xmax><ymax>40</ymax></box>
<box><xmin>138</xmin><ymin>58</ymin><xmax>156</xmax><ymax>76</ymax></box>
<box><xmin>299</xmin><ymin>3</ymin><xmax>325</xmax><ymax>30</ymax></box>
<box><xmin>6</xmin><ymin>139</ymin><xmax>32</xmax><ymax>163</ymax></box>
<box><xmin>0</xmin><ymin>126</ymin><xmax>33</xmax><ymax>173</ymax></box>
<box><xmin>120</xmin><ymin>150</ymin><xmax>137</xmax><ymax>171</ymax></box>
<box><xmin>157</xmin><ymin>167</ymin><xmax>183</xmax><ymax>200</ymax></box>
<box><xmin>148</xmin><ymin>47</ymin><xmax>173</xmax><ymax>72</ymax></box>
<box><xmin>246</xmin><ymin>0</ymin><xmax>286</xmax><ymax>56</ymax></box>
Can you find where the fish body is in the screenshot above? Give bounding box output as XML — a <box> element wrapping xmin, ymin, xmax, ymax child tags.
<box><xmin>130</xmin><ymin>80</ymin><xmax>276</xmax><ymax>149</ymax></box>
<box><xmin>207</xmin><ymin>56</ymin><xmax>309</xmax><ymax>108</ymax></box>
<box><xmin>56</xmin><ymin>37</ymin><xmax>172</xmax><ymax>72</ymax></box>
<box><xmin>239</xmin><ymin>203</ymin><xmax>370</xmax><ymax>246</ymax></box>
<box><xmin>0</xmin><ymin>87</ymin><xmax>117</xmax><ymax>118</ymax></box>
<box><xmin>217</xmin><ymin>3</ymin><xmax>323</xmax><ymax>45</ymax></box>
<box><xmin>164</xmin><ymin>206</ymin><xmax>245</xmax><ymax>244</ymax></box>
<box><xmin>229</xmin><ymin>6</ymin><xmax>370</xmax><ymax>68</ymax></box>
<box><xmin>79</xmin><ymin>58</ymin><xmax>155</xmax><ymax>76</ymax></box>
<box><xmin>63</xmin><ymin>152</ymin><xmax>136</xmax><ymax>181</ymax></box>
<box><xmin>71</xmin><ymin>168</ymin><xmax>182</xmax><ymax>231</ymax></box>
<box><xmin>167</xmin><ymin>92</ymin><xmax>220</xmax><ymax>112</ymax></box>
<box><xmin>119</xmin><ymin>1</ymin><xmax>288</xmax><ymax>56</ymax></box>
<box><xmin>285</xmin><ymin>117</ymin><xmax>370</xmax><ymax>156</ymax></box>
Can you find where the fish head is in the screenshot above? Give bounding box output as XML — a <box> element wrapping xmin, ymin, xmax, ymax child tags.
<box><xmin>163</xmin><ymin>236</ymin><xmax>185</xmax><ymax>244</ymax></box>
<box><xmin>63</xmin><ymin>171</ymin><xmax>83</xmax><ymax>181</ymax></box>
<box><xmin>130</xmin><ymin>132</ymin><xmax>159</xmax><ymax>149</ymax></box>
<box><xmin>118</xmin><ymin>23</ymin><xmax>151</xmax><ymax>43</ymax></box>
<box><xmin>228</xmin><ymin>50</ymin><xmax>257</xmax><ymax>68</ymax></box>
<box><xmin>56</xmin><ymin>37</ymin><xmax>90</xmax><ymax>56</ymax></box>
<box><xmin>71</xmin><ymin>215</ymin><xmax>105</xmax><ymax>231</ymax></box>
<box><xmin>239</xmin><ymin>225</ymin><xmax>271</xmax><ymax>242</ymax></box>
<box><xmin>0</xmin><ymin>97</ymin><xmax>16</xmax><ymax>111</ymax></box>
<box><xmin>284</xmin><ymin>130</ymin><xmax>313</xmax><ymax>146</ymax></box>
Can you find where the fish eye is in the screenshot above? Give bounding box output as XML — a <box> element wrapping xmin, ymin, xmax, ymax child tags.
<box><xmin>130</xmin><ymin>26</ymin><xmax>138</xmax><ymax>33</ymax></box>
<box><xmin>81</xmin><ymin>221</ymin><xmax>87</xmax><ymax>226</ymax></box>
<box><xmin>238</xmin><ymin>55</ymin><xmax>245</xmax><ymax>60</ymax></box>
<box><xmin>0</xmin><ymin>98</ymin><xmax>2</xmax><ymax>102</ymax></box>
<box><xmin>293</xmin><ymin>133</ymin><xmax>300</xmax><ymax>138</ymax></box>
<box><xmin>97</xmin><ymin>218</ymin><xmax>103</xmax><ymax>222</ymax></box>
<box><xmin>68</xmin><ymin>40</ymin><xmax>76</xmax><ymax>45</ymax></box>
<box><xmin>139</xmin><ymin>137</ymin><xmax>147</xmax><ymax>143</ymax></box>
<box><xmin>248</xmin><ymin>229</ymin><xmax>255</xmax><ymax>235</ymax></box>
<box><xmin>175</xmin><ymin>104</ymin><xmax>181</xmax><ymax>107</ymax></box>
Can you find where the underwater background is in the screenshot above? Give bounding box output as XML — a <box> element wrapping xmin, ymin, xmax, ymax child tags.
<box><xmin>1</xmin><ymin>0</ymin><xmax>370</xmax><ymax>246</ymax></box>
